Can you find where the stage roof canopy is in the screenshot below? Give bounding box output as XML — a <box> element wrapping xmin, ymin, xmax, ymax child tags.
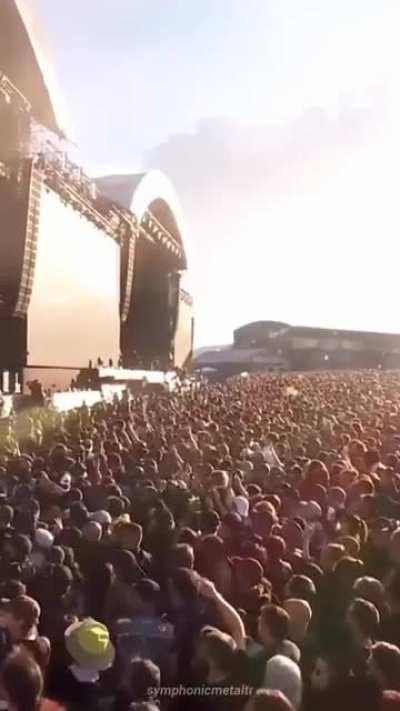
<box><xmin>0</xmin><ymin>0</ymin><xmax>66</xmax><ymax>136</ymax></box>
<box><xmin>96</xmin><ymin>170</ymin><xmax>188</xmax><ymax>268</ymax></box>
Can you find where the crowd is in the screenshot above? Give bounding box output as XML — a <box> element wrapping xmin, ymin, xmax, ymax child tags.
<box><xmin>1</xmin><ymin>370</ymin><xmax>400</xmax><ymax>710</ymax></box>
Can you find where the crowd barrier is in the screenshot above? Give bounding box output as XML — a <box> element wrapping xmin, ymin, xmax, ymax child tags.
<box><xmin>52</xmin><ymin>384</ymin><xmax>128</xmax><ymax>412</ymax></box>
<box><xmin>51</xmin><ymin>390</ymin><xmax>103</xmax><ymax>412</ymax></box>
<box><xmin>98</xmin><ymin>368</ymin><xmax>175</xmax><ymax>385</ymax></box>
<box><xmin>0</xmin><ymin>371</ymin><xmax>185</xmax><ymax>417</ymax></box>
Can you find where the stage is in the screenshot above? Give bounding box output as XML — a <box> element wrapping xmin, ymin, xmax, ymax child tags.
<box><xmin>0</xmin><ymin>369</ymin><xmax>184</xmax><ymax>417</ymax></box>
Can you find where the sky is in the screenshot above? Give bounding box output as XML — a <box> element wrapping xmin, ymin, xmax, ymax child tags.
<box><xmin>35</xmin><ymin>0</ymin><xmax>400</xmax><ymax>346</ymax></box>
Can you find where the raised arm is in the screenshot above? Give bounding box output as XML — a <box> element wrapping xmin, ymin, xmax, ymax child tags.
<box><xmin>198</xmin><ymin>578</ymin><xmax>246</xmax><ymax>649</ymax></box>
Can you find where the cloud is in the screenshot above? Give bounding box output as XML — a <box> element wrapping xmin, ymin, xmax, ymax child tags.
<box><xmin>145</xmin><ymin>89</ymin><xmax>386</xmax><ymax>203</ymax></box>
<box><xmin>144</xmin><ymin>89</ymin><xmax>389</xmax><ymax>345</ymax></box>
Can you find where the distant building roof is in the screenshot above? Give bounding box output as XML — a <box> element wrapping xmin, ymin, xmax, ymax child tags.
<box><xmin>290</xmin><ymin>325</ymin><xmax>400</xmax><ymax>344</ymax></box>
<box><xmin>234</xmin><ymin>320</ymin><xmax>400</xmax><ymax>347</ymax></box>
<box><xmin>195</xmin><ymin>347</ymin><xmax>284</xmax><ymax>366</ymax></box>
<box><xmin>235</xmin><ymin>321</ymin><xmax>290</xmax><ymax>332</ymax></box>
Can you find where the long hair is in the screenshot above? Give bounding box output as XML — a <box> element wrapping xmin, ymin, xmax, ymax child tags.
<box><xmin>1</xmin><ymin>648</ymin><xmax>43</xmax><ymax>711</ymax></box>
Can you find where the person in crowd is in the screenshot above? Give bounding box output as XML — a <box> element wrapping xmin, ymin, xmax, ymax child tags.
<box><xmin>112</xmin><ymin>657</ymin><xmax>161</xmax><ymax>711</ymax></box>
<box><xmin>381</xmin><ymin>570</ymin><xmax>400</xmax><ymax>647</ymax></box>
<box><xmin>283</xmin><ymin>599</ymin><xmax>312</xmax><ymax>646</ymax></box>
<box><xmin>49</xmin><ymin>617</ymin><xmax>115</xmax><ymax>710</ymax></box>
<box><xmin>3</xmin><ymin>369</ymin><xmax>400</xmax><ymax>710</ymax></box>
<box><xmin>248</xmin><ymin>604</ymin><xmax>300</xmax><ymax>690</ymax></box>
<box><xmin>172</xmin><ymin>626</ymin><xmax>247</xmax><ymax>711</ymax></box>
<box><xmin>346</xmin><ymin>597</ymin><xmax>380</xmax><ymax>676</ymax></box>
<box><xmin>104</xmin><ymin>550</ymin><xmax>143</xmax><ymax>624</ymax></box>
<box><xmin>0</xmin><ymin>596</ymin><xmax>50</xmax><ymax>670</ymax></box>
<box><xmin>196</xmin><ymin>535</ymin><xmax>234</xmax><ymax>599</ymax></box>
<box><xmin>244</xmin><ymin>689</ymin><xmax>295</xmax><ymax>711</ymax></box>
<box><xmin>306</xmin><ymin>646</ymin><xmax>381</xmax><ymax>711</ymax></box>
<box><xmin>257</xmin><ymin>605</ymin><xmax>299</xmax><ymax>662</ymax></box>
<box><xmin>284</xmin><ymin>577</ymin><xmax>316</xmax><ymax>607</ymax></box>
<box><xmin>0</xmin><ymin>648</ymin><xmax>65</xmax><ymax>711</ymax></box>
<box><xmin>353</xmin><ymin>576</ymin><xmax>390</xmax><ymax>619</ymax></box>
<box><xmin>369</xmin><ymin>642</ymin><xmax>400</xmax><ymax>692</ymax></box>
<box><xmin>114</xmin><ymin>577</ymin><xmax>175</xmax><ymax>681</ymax></box>
<box><xmin>264</xmin><ymin>655</ymin><xmax>302</xmax><ymax>709</ymax></box>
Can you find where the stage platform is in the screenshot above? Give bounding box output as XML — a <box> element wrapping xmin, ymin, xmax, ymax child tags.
<box><xmin>1</xmin><ymin>370</ymin><xmax>181</xmax><ymax>417</ymax></box>
<box><xmin>97</xmin><ymin>367</ymin><xmax>177</xmax><ymax>385</ymax></box>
